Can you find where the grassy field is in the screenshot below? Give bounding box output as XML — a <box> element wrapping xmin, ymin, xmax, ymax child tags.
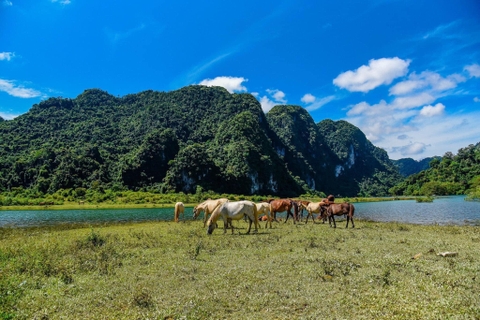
<box><xmin>1</xmin><ymin>218</ymin><xmax>479</xmax><ymax>319</ymax></box>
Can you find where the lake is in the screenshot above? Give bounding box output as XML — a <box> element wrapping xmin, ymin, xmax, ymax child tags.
<box><xmin>1</xmin><ymin>196</ymin><xmax>479</xmax><ymax>228</ymax></box>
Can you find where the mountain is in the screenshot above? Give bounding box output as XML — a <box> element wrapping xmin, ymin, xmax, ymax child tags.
<box><xmin>317</xmin><ymin>119</ymin><xmax>402</xmax><ymax>197</ymax></box>
<box><xmin>392</xmin><ymin>157</ymin><xmax>440</xmax><ymax>177</ymax></box>
<box><xmin>390</xmin><ymin>143</ymin><xmax>480</xmax><ymax>196</ymax></box>
<box><xmin>0</xmin><ymin>86</ymin><xmax>402</xmax><ymax>197</ymax></box>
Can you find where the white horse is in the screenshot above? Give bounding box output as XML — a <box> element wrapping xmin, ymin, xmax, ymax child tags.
<box><xmin>207</xmin><ymin>200</ymin><xmax>259</xmax><ymax>235</ymax></box>
<box><xmin>174</xmin><ymin>202</ymin><xmax>185</xmax><ymax>222</ymax></box>
<box><xmin>193</xmin><ymin>198</ymin><xmax>228</xmax><ymax>227</ymax></box>
<box><xmin>255</xmin><ymin>202</ymin><xmax>272</xmax><ymax>229</ymax></box>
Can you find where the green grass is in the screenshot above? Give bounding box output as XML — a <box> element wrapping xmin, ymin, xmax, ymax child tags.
<box><xmin>1</xmin><ymin>219</ymin><xmax>479</xmax><ymax>319</ymax></box>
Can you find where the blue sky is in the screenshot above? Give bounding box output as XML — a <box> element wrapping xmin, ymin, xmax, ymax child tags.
<box><xmin>1</xmin><ymin>0</ymin><xmax>479</xmax><ymax>160</ymax></box>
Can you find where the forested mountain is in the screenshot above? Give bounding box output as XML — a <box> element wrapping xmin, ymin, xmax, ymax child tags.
<box><xmin>390</xmin><ymin>143</ymin><xmax>480</xmax><ymax>196</ymax></box>
<box><xmin>392</xmin><ymin>157</ymin><xmax>440</xmax><ymax>177</ymax></box>
<box><xmin>317</xmin><ymin>119</ymin><xmax>402</xmax><ymax>196</ymax></box>
<box><xmin>0</xmin><ymin>86</ymin><xmax>402</xmax><ymax>197</ymax></box>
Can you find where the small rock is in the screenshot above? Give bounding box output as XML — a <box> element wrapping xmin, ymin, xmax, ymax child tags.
<box><xmin>437</xmin><ymin>252</ymin><xmax>458</xmax><ymax>257</ymax></box>
<box><xmin>412</xmin><ymin>253</ymin><xmax>422</xmax><ymax>259</ymax></box>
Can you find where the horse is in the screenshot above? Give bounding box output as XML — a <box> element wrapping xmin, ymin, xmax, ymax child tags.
<box><xmin>255</xmin><ymin>202</ymin><xmax>272</xmax><ymax>229</ymax></box>
<box><xmin>296</xmin><ymin>200</ymin><xmax>310</xmax><ymax>222</ymax></box>
<box><xmin>193</xmin><ymin>198</ymin><xmax>228</xmax><ymax>227</ymax></box>
<box><xmin>268</xmin><ymin>199</ymin><xmax>299</xmax><ymax>224</ymax></box>
<box><xmin>303</xmin><ymin>201</ymin><xmax>323</xmax><ymax>224</ymax></box>
<box><xmin>207</xmin><ymin>201</ymin><xmax>259</xmax><ymax>235</ymax></box>
<box><xmin>321</xmin><ymin>202</ymin><xmax>355</xmax><ymax>228</ymax></box>
<box><xmin>174</xmin><ymin>202</ymin><xmax>185</xmax><ymax>222</ymax></box>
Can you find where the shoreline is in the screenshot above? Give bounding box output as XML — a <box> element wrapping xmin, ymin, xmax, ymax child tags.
<box><xmin>0</xmin><ymin>196</ymin><xmax>419</xmax><ymax>211</ymax></box>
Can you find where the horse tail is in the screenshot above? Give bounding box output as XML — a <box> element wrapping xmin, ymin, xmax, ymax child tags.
<box><xmin>349</xmin><ymin>203</ymin><xmax>355</xmax><ymax>218</ymax></box>
<box><xmin>174</xmin><ymin>203</ymin><xmax>179</xmax><ymax>222</ymax></box>
<box><xmin>253</xmin><ymin>203</ymin><xmax>259</xmax><ymax>220</ymax></box>
<box><xmin>293</xmin><ymin>200</ymin><xmax>299</xmax><ymax>221</ymax></box>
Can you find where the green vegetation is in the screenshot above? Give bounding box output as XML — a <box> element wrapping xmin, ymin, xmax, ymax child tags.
<box><xmin>0</xmin><ymin>86</ymin><xmax>402</xmax><ymax>199</ymax></box>
<box><xmin>390</xmin><ymin>143</ymin><xmax>480</xmax><ymax>196</ymax></box>
<box><xmin>1</xmin><ymin>220</ymin><xmax>479</xmax><ymax>319</ymax></box>
<box><xmin>318</xmin><ymin>119</ymin><xmax>402</xmax><ymax>196</ymax></box>
<box><xmin>415</xmin><ymin>196</ymin><xmax>434</xmax><ymax>203</ymax></box>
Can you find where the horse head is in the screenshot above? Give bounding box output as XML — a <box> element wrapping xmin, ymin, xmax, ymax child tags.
<box><xmin>206</xmin><ymin>219</ymin><xmax>217</xmax><ymax>235</ymax></box>
<box><xmin>193</xmin><ymin>206</ymin><xmax>199</xmax><ymax>219</ymax></box>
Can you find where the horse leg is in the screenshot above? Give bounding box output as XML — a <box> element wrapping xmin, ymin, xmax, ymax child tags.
<box><xmin>245</xmin><ymin>216</ymin><xmax>252</xmax><ymax>234</ymax></box>
<box><xmin>253</xmin><ymin>214</ymin><xmax>259</xmax><ymax>233</ymax></box>
<box><xmin>332</xmin><ymin>215</ymin><xmax>337</xmax><ymax>228</ymax></box>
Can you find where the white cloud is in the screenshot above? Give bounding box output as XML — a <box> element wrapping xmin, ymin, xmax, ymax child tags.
<box><xmin>474</xmin><ymin>97</ymin><xmax>480</xmax><ymax>103</ymax></box>
<box><xmin>301</xmin><ymin>93</ymin><xmax>316</xmax><ymax>104</ymax></box>
<box><xmin>391</xmin><ymin>92</ymin><xmax>436</xmax><ymax>109</ymax></box>
<box><xmin>396</xmin><ymin>142</ymin><xmax>428</xmax><ymax>156</ymax></box>
<box><xmin>267</xmin><ymin>89</ymin><xmax>286</xmax><ymax>103</ymax></box>
<box><xmin>259</xmin><ymin>96</ymin><xmax>276</xmax><ymax>113</ymax></box>
<box><xmin>51</xmin><ymin>0</ymin><xmax>71</xmax><ymax>4</ymax></box>
<box><xmin>0</xmin><ymin>79</ymin><xmax>42</xmax><ymax>98</ymax></box>
<box><xmin>2</xmin><ymin>0</ymin><xmax>12</xmax><ymax>6</ymax></box>
<box><xmin>389</xmin><ymin>71</ymin><xmax>465</xmax><ymax>96</ymax></box>
<box><xmin>303</xmin><ymin>94</ymin><xmax>336</xmax><ymax>112</ymax></box>
<box><xmin>106</xmin><ymin>23</ymin><xmax>146</xmax><ymax>44</ymax></box>
<box><xmin>258</xmin><ymin>89</ymin><xmax>287</xmax><ymax>113</ymax></box>
<box><xmin>333</xmin><ymin>57</ymin><xmax>410</xmax><ymax>93</ymax></box>
<box><xmin>0</xmin><ymin>111</ymin><xmax>19</xmax><ymax>120</ymax></box>
<box><xmin>422</xmin><ymin>21</ymin><xmax>458</xmax><ymax>40</ymax></box>
<box><xmin>419</xmin><ymin>103</ymin><xmax>445</xmax><ymax>117</ymax></box>
<box><xmin>0</xmin><ymin>52</ymin><xmax>14</xmax><ymax>61</ymax></box>
<box><xmin>465</xmin><ymin>64</ymin><xmax>480</xmax><ymax>78</ymax></box>
<box><xmin>199</xmin><ymin>76</ymin><xmax>248</xmax><ymax>93</ymax></box>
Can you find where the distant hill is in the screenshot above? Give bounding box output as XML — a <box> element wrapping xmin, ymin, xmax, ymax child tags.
<box><xmin>390</xmin><ymin>144</ymin><xmax>480</xmax><ymax>196</ymax></box>
<box><xmin>0</xmin><ymin>85</ymin><xmax>403</xmax><ymax>197</ymax></box>
<box><xmin>393</xmin><ymin>157</ymin><xmax>440</xmax><ymax>177</ymax></box>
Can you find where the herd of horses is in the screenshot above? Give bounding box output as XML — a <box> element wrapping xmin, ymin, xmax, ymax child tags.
<box><xmin>174</xmin><ymin>196</ymin><xmax>355</xmax><ymax>235</ymax></box>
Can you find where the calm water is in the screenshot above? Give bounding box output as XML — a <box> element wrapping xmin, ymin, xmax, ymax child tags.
<box><xmin>1</xmin><ymin>196</ymin><xmax>479</xmax><ymax>228</ymax></box>
<box><xmin>354</xmin><ymin>195</ymin><xmax>480</xmax><ymax>225</ymax></box>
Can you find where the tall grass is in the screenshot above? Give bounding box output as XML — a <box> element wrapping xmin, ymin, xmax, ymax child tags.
<box><xmin>1</xmin><ymin>219</ymin><xmax>479</xmax><ymax>319</ymax></box>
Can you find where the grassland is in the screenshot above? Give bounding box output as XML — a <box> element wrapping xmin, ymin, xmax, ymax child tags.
<box><xmin>1</xmin><ymin>218</ymin><xmax>479</xmax><ymax>319</ymax></box>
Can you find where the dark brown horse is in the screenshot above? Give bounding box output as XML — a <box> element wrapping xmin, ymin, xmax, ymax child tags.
<box><xmin>321</xmin><ymin>202</ymin><xmax>355</xmax><ymax>228</ymax></box>
<box><xmin>268</xmin><ymin>199</ymin><xmax>299</xmax><ymax>224</ymax></box>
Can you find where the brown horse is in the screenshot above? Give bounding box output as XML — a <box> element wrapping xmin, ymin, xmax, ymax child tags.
<box><xmin>269</xmin><ymin>199</ymin><xmax>299</xmax><ymax>224</ymax></box>
<box><xmin>322</xmin><ymin>202</ymin><xmax>355</xmax><ymax>228</ymax></box>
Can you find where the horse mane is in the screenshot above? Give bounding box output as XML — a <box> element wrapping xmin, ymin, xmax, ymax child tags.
<box><xmin>206</xmin><ymin>202</ymin><xmax>224</xmax><ymax>226</ymax></box>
